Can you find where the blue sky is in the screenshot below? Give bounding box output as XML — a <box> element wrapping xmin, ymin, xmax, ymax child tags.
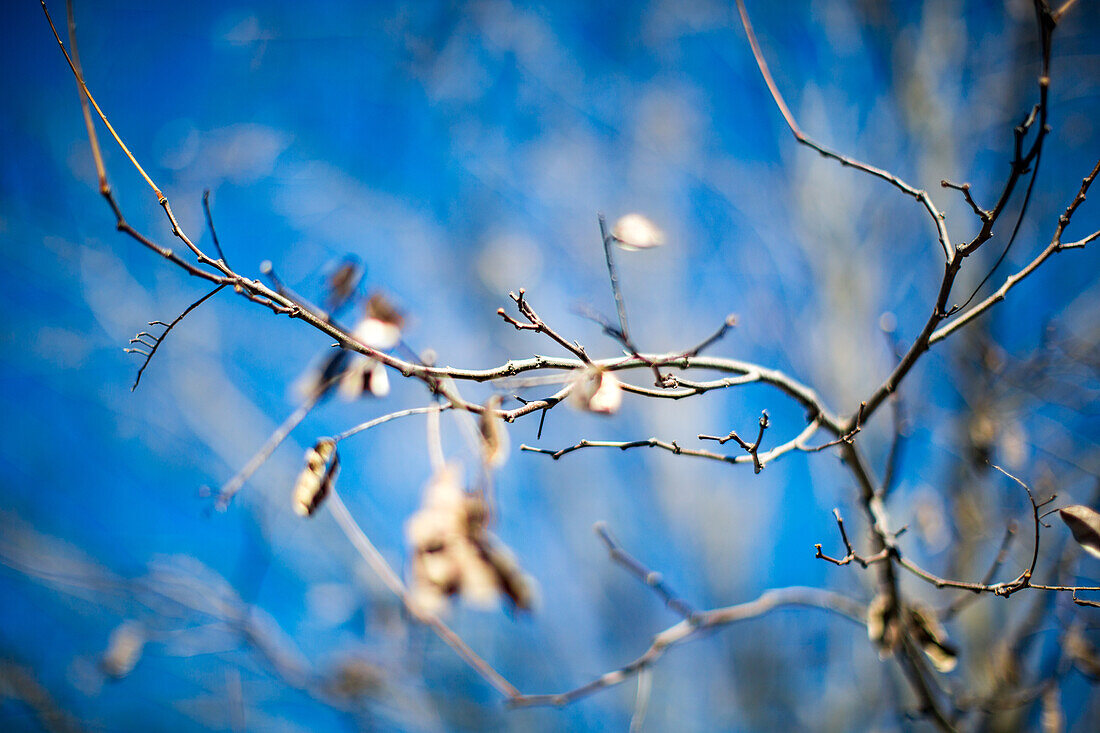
<box><xmin>2</xmin><ymin>1</ymin><xmax>1099</xmax><ymax>730</ymax></box>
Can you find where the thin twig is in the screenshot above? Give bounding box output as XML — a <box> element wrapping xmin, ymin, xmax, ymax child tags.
<box><xmin>814</xmin><ymin>509</ymin><xmax>891</xmax><ymax>568</ymax></box>
<box><xmin>202</xmin><ymin>189</ymin><xmax>229</xmax><ymax>266</ymax></box>
<box><xmin>734</xmin><ymin>0</ymin><xmax>953</xmax><ymax>260</ymax></box>
<box><xmin>333</xmin><ymin>404</ymin><xmax>454</xmax><ymax>443</ymax></box>
<box><xmin>213</xmin><ymin>391</ymin><xmax>324</xmax><ymax>510</ymax></box>
<box><xmin>509</xmin><ymin>586</ymin><xmax>865</xmax><ymax>708</ymax></box>
<box><xmin>940</xmin><ymin>180</ymin><xmax>991</xmax><ymax>223</ymax></box>
<box><xmin>522</xmin><ymin>419</ymin><xmax>820</xmax><ymax>471</ymax></box>
<box><xmin>698</xmin><ymin>411</ymin><xmax>771</xmax><ymax>473</ymax></box>
<box><xmin>426</xmin><ymin>401</ymin><xmax>445</xmax><ymax>472</ymax></box>
<box><xmin>930</xmin><ymin>160</ymin><xmax>1100</xmax><ymax>345</ymax></box>
<box><xmin>629</xmin><ymin>668</ymin><xmax>652</xmax><ymax>733</ymax></box>
<box><xmin>498</xmin><ymin>288</ymin><xmax>591</xmax><ymax>364</ymax></box>
<box><xmin>941</xmin><ymin>521</ymin><xmax>1018</xmax><ymax>620</ymax></box>
<box><xmin>326</xmin><ymin>488</ymin><xmax>521</xmax><ymax>699</ymax></box>
<box><xmin>594</xmin><ymin>522</ymin><xmax>698</xmax><ymax>621</ymax></box>
<box><xmin>599</xmin><ymin>213</ymin><xmax>631</xmax><ymax>344</ymax></box>
<box><xmin>126</xmin><ymin>285</ymin><xmax>226</xmax><ymax>391</ymax></box>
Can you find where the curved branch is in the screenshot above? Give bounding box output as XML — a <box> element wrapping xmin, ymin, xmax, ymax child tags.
<box><xmin>509</xmin><ymin>586</ymin><xmax>865</xmax><ymax>708</ymax></box>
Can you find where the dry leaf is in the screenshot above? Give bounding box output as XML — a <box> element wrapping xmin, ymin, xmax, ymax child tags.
<box><xmin>908</xmin><ymin>604</ymin><xmax>958</xmax><ymax>673</ymax></box>
<box><xmin>293</xmin><ymin>439</ymin><xmax>340</xmax><ymax>517</ymax></box>
<box><xmin>1059</xmin><ymin>505</ymin><xmax>1100</xmax><ymax>559</ymax></box>
<box><xmin>479</xmin><ymin>395</ymin><xmax>509</xmax><ymax>467</ymax></box>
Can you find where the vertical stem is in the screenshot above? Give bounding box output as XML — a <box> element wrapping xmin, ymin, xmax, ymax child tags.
<box><xmin>599</xmin><ymin>214</ymin><xmax>631</xmax><ymax>343</ymax></box>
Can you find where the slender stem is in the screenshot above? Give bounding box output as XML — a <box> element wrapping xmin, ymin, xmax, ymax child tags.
<box><xmin>326</xmin><ymin>489</ymin><xmax>521</xmax><ymax>699</ymax></box>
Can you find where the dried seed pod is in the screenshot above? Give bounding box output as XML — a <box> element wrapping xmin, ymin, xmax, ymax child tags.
<box><xmin>479</xmin><ymin>395</ymin><xmax>509</xmax><ymax>467</ymax></box>
<box><xmin>405</xmin><ymin>463</ymin><xmax>534</xmax><ymax>613</ymax></box>
<box><xmin>611</xmin><ymin>213</ymin><xmax>665</xmax><ymax>251</ymax></box>
<box><xmin>570</xmin><ymin>366</ymin><xmax>622</xmax><ymax>415</ymax></box>
<box><xmin>293</xmin><ymin>439</ymin><xmax>340</xmax><ymax>517</ymax></box>
<box><xmin>908</xmin><ymin>604</ymin><xmax>958</xmax><ymax>673</ymax></box>
<box><xmin>100</xmin><ymin>620</ymin><xmax>145</xmax><ymax>679</ymax></box>
<box><xmin>1059</xmin><ymin>505</ymin><xmax>1100</xmax><ymax>559</ymax></box>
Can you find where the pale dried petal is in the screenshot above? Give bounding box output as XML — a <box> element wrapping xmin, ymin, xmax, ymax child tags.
<box><xmin>367</xmin><ymin>360</ymin><xmax>390</xmax><ymax>397</ymax></box>
<box><xmin>338</xmin><ymin>358</ymin><xmax>369</xmax><ymax>400</ymax></box>
<box><xmin>337</xmin><ymin>357</ymin><xmax>390</xmax><ymax>400</ymax></box>
<box><xmin>611</xmin><ymin>213</ymin><xmax>665</xmax><ymax>250</ymax></box>
<box><xmin>454</xmin><ymin>542</ymin><xmax>499</xmax><ymax>608</ymax></box>
<box><xmin>570</xmin><ymin>367</ymin><xmax>622</xmax><ymax>415</ymax></box>
<box><xmin>366</xmin><ymin>292</ymin><xmax>404</xmax><ymax>329</ymax></box>
<box><xmin>353</xmin><ymin>318</ymin><xmax>402</xmax><ymax>351</ymax></box>
<box><xmin>589</xmin><ymin>371</ymin><xmax>622</xmax><ymax>414</ymax></box>
<box><xmin>409</xmin><ymin>582</ymin><xmax>448</xmax><ymax>616</ymax></box>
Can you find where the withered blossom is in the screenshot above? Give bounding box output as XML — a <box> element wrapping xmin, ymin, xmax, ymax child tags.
<box><xmin>293</xmin><ymin>439</ymin><xmax>340</xmax><ymax>517</ymax></box>
<box><xmin>570</xmin><ymin>366</ymin><xmax>622</xmax><ymax>414</ymax></box>
<box><xmin>405</xmin><ymin>463</ymin><xmax>534</xmax><ymax>614</ymax></box>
